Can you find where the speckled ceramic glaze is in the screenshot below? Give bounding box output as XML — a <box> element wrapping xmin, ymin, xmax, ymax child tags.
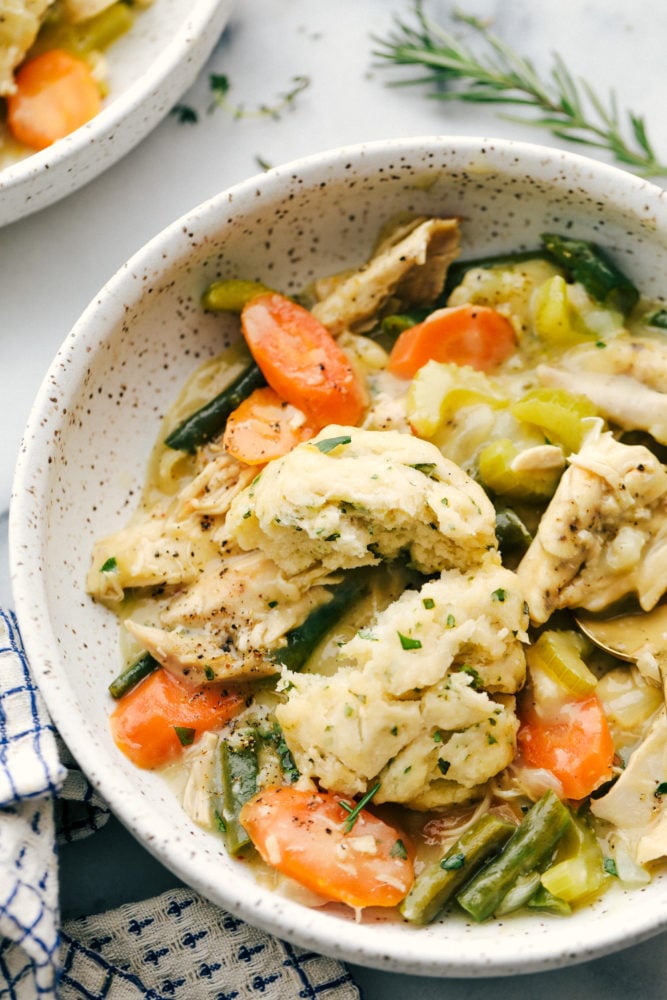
<box><xmin>11</xmin><ymin>137</ymin><xmax>667</xmax><ymax>976</ymax></box>
<box><xmin>0</xmin><ymin>0</ymin><xmax>234</xmax><ymax>227</ymax></box>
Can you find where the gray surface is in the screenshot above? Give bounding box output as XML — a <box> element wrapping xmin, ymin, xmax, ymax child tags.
<box><xmin>5</xmin><ymin>1</ymin><xmax>667</xmax><ymax>996</ymax></box>
<box><xmin>59</xmin><ymin>814</ymin><xmax>667</xmax><ymax>998</ymax></box>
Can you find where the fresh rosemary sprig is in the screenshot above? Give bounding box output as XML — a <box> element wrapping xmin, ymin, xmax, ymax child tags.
<box><xmin>373</xmin><ymin>3</ymin><xmax>667</xmax><ymax>177</ymax></box>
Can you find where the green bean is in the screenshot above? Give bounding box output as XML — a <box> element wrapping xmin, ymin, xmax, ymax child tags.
<box><xmin>456</xmin><ymin>790</ymin><xmax>571</xmax><ymax>922</ymax></box>
<box><xmin>201</xmin><ymin>279</ymin><xmax>274</xmax><ymax>313</ymax></box>
<box><xmin>400</xmin><ymin>814</ymin><xmax>515</xmax><ymax>924</ymax></box>
<box><xmin>494</xmin><ymin>871</ymin><xmax>542</xmax><ymax>916</ymax></box>
<box><xmin>526</xmin><ymin>884</ymin><xmax>572</xmax><ymax>916</ymax></box>
<box><xmin>108</xmin><ymin>651</ymin><xmax>159</xmax><ymax>700</ymax></box>
<box><xmin>164</xmin><ymin>362</ymin><xmax>266</xmax><ymax>453</ymax></box>
<box><xmin>645</xmin><ymin>308</ymin><xmax>667</xmax><ymax>329</ymax></box>
<box><xmin>258</xmin><ymin>724</ymin><xmax>300</xmax><ymax>783</ymax></box>
<box><xmin>269</xmin><ymin>569</ymin><xmax>370</xmax><ymax>672</ymax></box>
<box><xmin>541</xmin><ymin>233</ymin><xmax>639</xmax><ymax>316</ymax></box>
<box><xmin>495</xmin><ymin>506</ymin><xmax>532</xmax><ymax>556</ymax></box>
<box><xmin>211</xmin><ymin>730</ymin><xmax>259</xmax><ymax>856</ymax></box>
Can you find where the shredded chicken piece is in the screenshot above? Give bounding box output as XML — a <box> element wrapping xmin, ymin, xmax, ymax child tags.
<box><xmin>311</xmin><ymin>217</ymin><xmax>460</xmax><ymax>335</ymax></box>
<box><xmin>517</xmin><ymin>427</ymin><xmax>667</xmax><ymax>622</ymax></box>
<box><xmin>591</xmin><ymin>710</ymin><xmax>667</xmax><ymax>864</ymax></box>
<box><xmin>87</xmin><ymin>453</ymin><xmax>255</xmax><ymax>603</ymax></box>
<box><xmin>539</xmin><ymin>336</ymin><xmax>667</xmax><ymax>444</ymax></box>
<box><xmin>124</xmin><ymin>553</ymin><xmax>337</xmax><ymax>683</ymax></box>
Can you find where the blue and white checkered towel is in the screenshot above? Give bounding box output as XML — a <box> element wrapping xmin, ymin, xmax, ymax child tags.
<box><xmin>0</xmin><ymin>610</ymin><xmax>361</xmax><ymax>999</ymax></box>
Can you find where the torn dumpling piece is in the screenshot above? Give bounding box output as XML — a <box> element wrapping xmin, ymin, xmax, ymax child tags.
<box><xmin>517</xmin><ymin>427</ymin><xmax>667</xmax><ymax>623</ymax></box>
<box><xmin>224</xmin><ymin>425</ymin><xmax>501</xmax><ymax>577</ymax></box>
<box><xmin>275</xmin><ymin>563</ymin><xmax>528</xmax><ymax>809</ymax></box>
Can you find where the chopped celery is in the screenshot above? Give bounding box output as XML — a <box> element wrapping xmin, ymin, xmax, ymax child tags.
<box><xmin>31</xmin><ymin>2</ymin><xmax>135</xmax><ymax>58</ymax></box>
<box><xmin>596</xmin><ymin>666</ymin><xmax>663</xmax><ymax>734</ymax></box>
<box><xmin>477</xmin><ymin>438</ymin><xmax>561</xmax><ymax>501</ymax></box>
<box><xmin>201</xmin><ymin>279</ymin><xmax>274</xmax><ymax>313</ymax></box>
<box><xmin>541</xmin><ymin>812</ymin><xmax>611</xmax><ymax>904</ymax></box>
<box><xmin>526</xmin><ymin>630</ymin><xmax>598</xmax><ymax>697</ymax></box>
<box><xmin>406</xmin><ymin>360</ymin><xmax>507</xmax><ymax>439</ymax></box>
<box><xmin>530</xmin><ymin>274</ymin><xmax>592</xmax><ymax>348</ymax></box>
<box><xmin>510</xmin><ymin>387</ymin><xmax>598</xmax><ymax>455</ymax></box>
<box><xmin>527</xmin><ymin>885</ymin><xmax>572</xmax><ymax>915</ymax></box>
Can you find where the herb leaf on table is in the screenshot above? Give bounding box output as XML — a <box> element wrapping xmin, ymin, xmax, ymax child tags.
<box><xmin>373</xmin><ymin>2</ymin><xmax>667</xmax><ymax>177</ymax></box>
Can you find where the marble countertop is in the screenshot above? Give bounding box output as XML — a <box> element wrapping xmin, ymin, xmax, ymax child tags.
<box><xmin>3</xmin><ymin>1</ymin><xmax>667</xmax><ymax>995</ymax></box>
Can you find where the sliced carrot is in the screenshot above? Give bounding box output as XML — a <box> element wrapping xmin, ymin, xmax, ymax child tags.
<box><xmin>240</xmin><ymin>293</ymin><xmax>368</xmax><ymax>427</ymax></box>
<box><xmin>240</xmin><ymin>785</ymin><xmax>414</xmax><ymax>908</ymax></box>
<box><xmin>7</xmin><ymin>49</ymin><xmax>101</xmax><ymax>151</ymax></box>
<box><xmin>110</xmin><ymin>668</ymin><xmax>244</xmax><ymax>770</ymax></box>
<box><xmin>223</xmin><ymin>385</ymin><xmax>319</xmax><ymax>465</ymax></box>
<box><xmin>387</xmin><ymin>304</ymin><xmax>517</xmax><ymax>380</ymax></box>
<box><xmin>517</xmin><ymin>694</ymin><xmax>614</xmax><ymax>800</ymax></box>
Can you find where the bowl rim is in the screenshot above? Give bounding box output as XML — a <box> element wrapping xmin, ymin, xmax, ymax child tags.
<box><xmin>0</xmin><ymin>0</ymin><xmax>234</xmax><ymax>226</ymax></box>
<box><xmin>11</xmin><ymin>134</ymin><xmax>667</xmax><ymax>977</ymax></box>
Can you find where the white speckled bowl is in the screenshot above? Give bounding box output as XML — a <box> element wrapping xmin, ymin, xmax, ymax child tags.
<box><xmin>11</xmin><ymin>137</ymin><xmax>667</xmax><ymax>976</ymax></box>
<box><xmin>0</xmin><ymin>0</ymin><xmax>234</xmax><ymax>227</ymax></box>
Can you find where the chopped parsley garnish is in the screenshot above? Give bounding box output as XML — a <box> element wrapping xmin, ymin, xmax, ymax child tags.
<box><xmin>203</xmin><ymin>665</ymin><xmax>215</xmax><ymax>681</ymax></box>
<box><xmin>170</xmin><ymin>103</ymin><xmax>199</xmax><ymax>124</ymax></box>
<box><xmin>398</xmin><ymin>632</ymin><xmax>422</xmax><ymax>650</ymax></box>
<box><xmin>646</xmin><ymin>308</ymin><xmax>667</xmax><ymax>329</ymax></box>
<box><xmin>441</xmin><ymin>852</ymin><xmax>465</xmax><ymax>871</ymax></box>
<box><xmin>437</xmin><ymin>758</ymin><xmax>450</xmax><ymax>775</ymax></box>
<box><xmin>423</xmin><ymin>597</ymin><xmax>435</xmax><ymax>609</ymax></box>
<box><xmin>411</xmin><ymin>462</ymin><xmax>437</xmax><ymax>478</ymax></box>
<box><xmin>339</xmin><ymin>782</ymin><xmax>382</xmax><ymax>833</ymax></box>
<box><xmin>458</xmin><ymin>665</ymin><xmax>483</xmax><ymax>690</ymax></box>
<box><xmin>390</xmin><ymin>839</ymin><xmax>408</xmax><ymax>860</ymax></box>
<box><xmin>174</xmin><ymin>726</ymin><xmax>196</xmax><ymax>747</ymax></box>
<box><xmin>100</xmin><ymin>556</ymin><xmax>117</xmax><ymax>573</ymax></box>
<box><xmin>603</xmin><ymin>858</ymin><xmax>619</xmax><ymax>877</ymax></box>
<box><xmin>446</xmin><ymin>613</ymin><xmax>456</xmax><ymax>628</ymax></box>
<box><xmin>314</xmin><ymin>435</ymin><xmax>352</xmax><ymax>453</ymax></box>
<box><xmin>491</xmin><ymin>587</ymin><xmax>507</xmax><ymax>602</ymax></box>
